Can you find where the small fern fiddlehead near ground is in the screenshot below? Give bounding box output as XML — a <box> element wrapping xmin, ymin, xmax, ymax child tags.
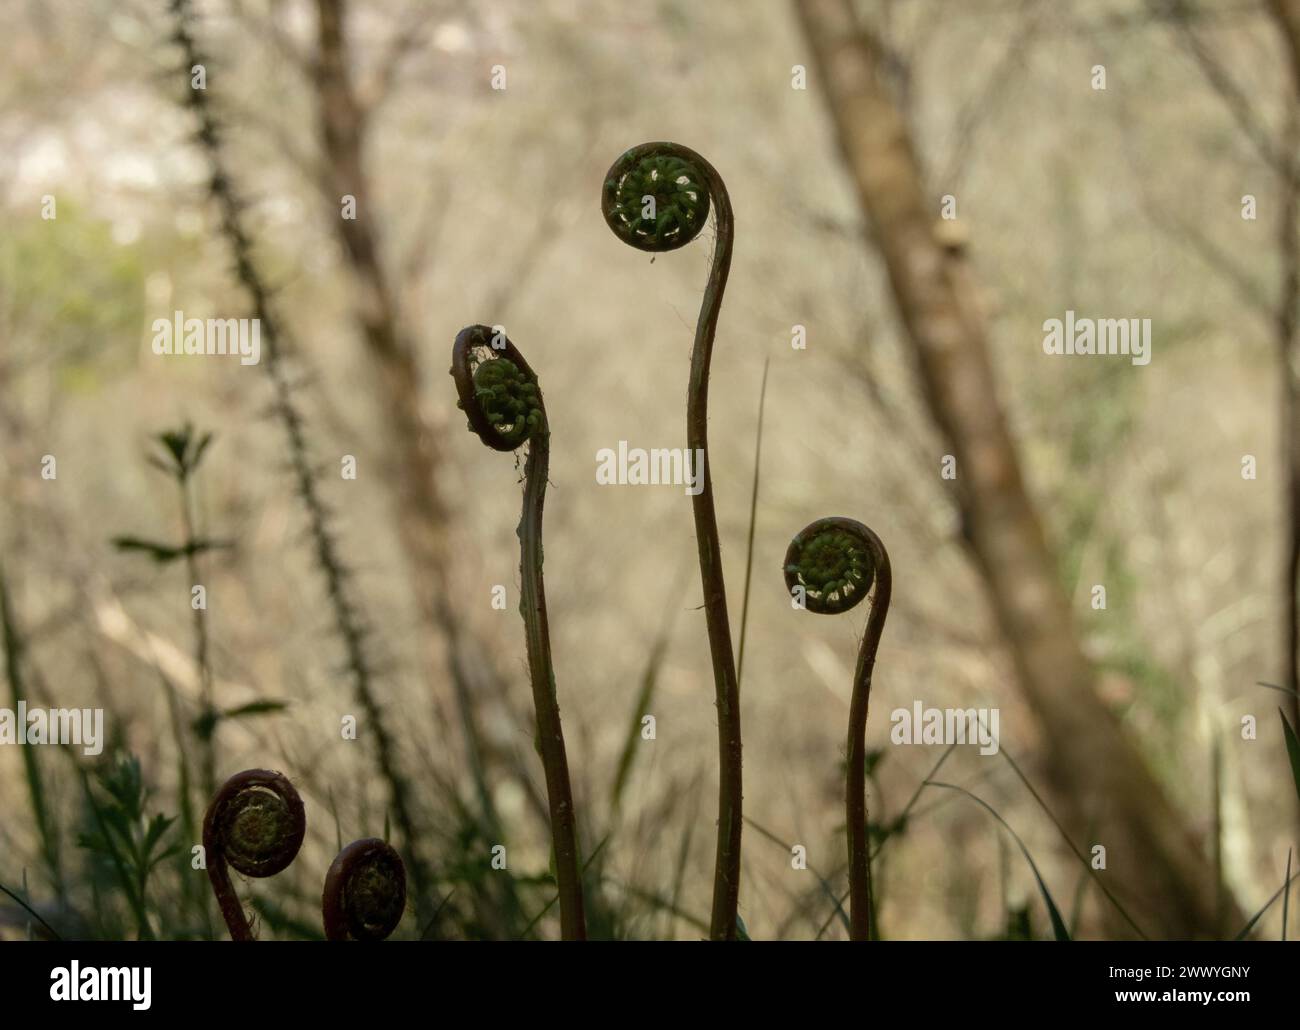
<box><xmin>202</xmin><ymin>769</ymin><xmax>305</xmax><ymax>941</ymax></box>
<box><xmin>451</xmin><ymin>325</ymin><xmax>586</xmax><ymax>941</ymax></box>
<box><xmin>603</xmin><ymin>142</ymin><xmax>743</xmax><ymax>941</ymax></box>
<box><xmin>785</xmin><ymin>517</ymin><xmax>891</xmax><ymax>941</ymax></box>
<box><xmin>322</xmin><ymin>838</ymin><xmax>407</xmax><ymax>941</ymax></box>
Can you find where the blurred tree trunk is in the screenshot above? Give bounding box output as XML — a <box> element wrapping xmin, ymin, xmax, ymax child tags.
<box><xmin>1267</xmin><ymin>0</ymin><xmax>1300</xmax><ymax>757</ymax></box>
<box><xmin>796</xmin><ymin>0</ymin><xmax>1242</xmax><ymax>937</ymax></box>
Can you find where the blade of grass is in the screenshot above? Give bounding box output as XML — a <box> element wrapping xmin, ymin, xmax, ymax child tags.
<box><xmin>0</xmin><ymin>565</ymin><xmax>61</xmax><ymax>895</ymax></box>
<box><xmin>610</xmin><ymin>570</ymin><xmax>687</xmax><ymax>813</ymax></box>
<box><xmin>159</xmin><ymin>670</ymin><xmax>205</xmax><ymax>933</ymax></box>
<box><xmin>877</xmin><ymin>742</ymin><xmax>958</xmax><ymax>857</ymax></box>
<box><xmin>927</xmin><ymin>780</ymin><xmax>1071</xmax><ymax>941</ymax></box>
<box><xmin>666</xmin><ymin>785</ymin><xmax>700</xmax><ymax>940</ymax></box>
<box><xmin>604</xmin><ymin>879</ymin><xmax>710</xmax><ymax>935</ymax></box>
<box><xmin>1234</xmin><ymin>865</ymin><xmax>1300</xmax><ymax>940</ymax></box>
<box><xmin>1284</xmin><ymin>849</ymin><xmax>1292</xmax><ymax>942</ymax></box>
<box><xmin>745</xmin><ymin>815</ymin><xmax>850</xmax><ymax>935</ymax></box>
<box><xmin>987</xmin><ymin>716</ymin><xmax>1149</xmax><ymax>940</ymax></box>
<box><xmin>1066</xmin><ymin>816</ymin><xmax>1099</xmax><ymax>938</ymax></box>
<box><xmin>518</xmin><ymin>833</ymin><xmax>611</xmax><ymax>938</ymax></box>
<box><xmin>420</xmin><ymin>888</ymin><xmax>458</xmax><ymax>941</ymax></box>
<box><xmin>1068</xmin><ymin>867</ymin><xmax>1089</xmax><ymax>938</ymax></box>
<box><xmin>1280</xmin><ymin>708</ymin><xmax>1300</xmax><ymax>805</ymax></box>
<box><xmin>815</xmin><ymin>742</ymin><xmax>957</xmax><ymax>940</ymax></box>
<box><xmin>735</xmin><ymin>355</ymin><xmax>770</xmax><ymax>689</ymax></box>
<box><xmin>0</xmin><ymin>879</ymin><xmax>63</xmax><ymax>940</ymax></box>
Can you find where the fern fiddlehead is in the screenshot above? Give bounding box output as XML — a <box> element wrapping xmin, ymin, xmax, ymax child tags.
<box><xmin>602</xmin><ymin>142</ymin><xmax>743</xmax><ymax>940</ymax></box>
<box><xmin>322</xmin><ymin>838</ymin><xmax>407</xmax><ymax>941</ymax></box>
<box><xmin>202</xmin><ymin>769</ymin><xmax>306</xmax><ymax>941</ymax></box>
<box><xmin>451</xmin><ymin>324</ymin><xmax>586</xmax><ymax>940</ymax></box>
<box><xmin>784</xmin><ymin>517</ymin><xmax>891</xmax><ymax>941</ymax></box>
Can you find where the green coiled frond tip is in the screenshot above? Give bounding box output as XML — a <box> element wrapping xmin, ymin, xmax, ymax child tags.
<box><xmin>602</xmin><ymin>143</ymin><xmax>711</xmax><ymax>253</ymax></box>
<box><xmin>472</xmin><ymin>357</ymin><xmax>542</xmax><ymax>444</ymax></box>
<box><xmin>784</xmin><ymin>517</ymin><xmax>877</xmax><ymax>615</ymax></box>
<box><xmin>451</xmin><ymin>324</ymin><xmax>545</xmax><ymax>452</ymax></box>
<box><xmin>783</xmin><ymin>517</ymin><xmax>891</xmax><ymax>941</ymax></box>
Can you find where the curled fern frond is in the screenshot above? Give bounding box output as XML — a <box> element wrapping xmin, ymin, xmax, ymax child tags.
<box><xmin>449</xmin><ymin>323</ymin><xmax>586</xmax><ymax>940</ymax></box>
<box><xmin>783</xmin><ymin>517</ymin><xmax>878</xmax><ymax>615</ymax></box>
<box><xmin>451</xmin><ymin>325</ymin><xmax>545</xmax><ymax>452</ymax></box>
<box><xmin>784</xmin><ymin>517</ymin><xmax>891</xmax><ymax>941</ymax></box>
<box><xmin>603</xmin><ymin>140</ymin><xmax>744</xmax><ymax>941</ymax></box>
<box><xmin>322</xmin><ymin>838</ymin><xmax>407</xmax><ymax>941</ymax></box>
<box><xmin>203</xmin><ymin>769</ymin><xmax>305</xmax><ymax>940</ymax></box>
<box><xmin>602</xmin><ymin>144</ymin><xmax>711</xmax><ymax>252</ymax></box>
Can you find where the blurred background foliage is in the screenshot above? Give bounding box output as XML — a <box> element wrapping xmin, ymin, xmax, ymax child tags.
<box><xmin>0</xmin><ymin>0</ymin><xmax>1296</xmax><ymax>939</ymax></box>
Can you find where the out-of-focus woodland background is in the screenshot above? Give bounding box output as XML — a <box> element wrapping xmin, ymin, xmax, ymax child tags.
<box><xmin>2</xmin><ymin>0</ymin><xmax>1299</xmax><ymax>940</ymax></box>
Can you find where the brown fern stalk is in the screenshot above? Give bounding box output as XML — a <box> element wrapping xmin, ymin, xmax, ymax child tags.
<box><xmin>451</xmin><ymin>325</ymin><xmax>586</xmax><ymax>940</ymax></box>
<box><xmin>203</xmin><ymin>769</ymin><xmax>306</xmax><ymax>941</ymax></box>
<box><xmin>602</xmin><ymin>142</ymin><xmax>742</xmax><ymax>940</ymax></box>
<box><xmin>784</xmin><ymin>517</ymin><xmax>891</xmax><ymax>940</ymax></box>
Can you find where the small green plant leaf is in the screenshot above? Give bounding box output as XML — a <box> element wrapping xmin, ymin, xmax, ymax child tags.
<box><xmin>189</xmin><ymin>431</ymin><xmax>215</xmax><ymax>472</ymax></box>
<box><xmin>145</xmin><ymin>828</ymin><xmax>181</xmax><ymax>873</ymax></box>
<box><xmin>194</xmin><ymin>699</ymin><xmax>288</xmax><ymax>739</ymax></box>
<box><xmin>113</xmin><ymin>536</ymin><xmax>231</xmax><ymax>564</ymax></box>
<box><xmin>77</xmin><ymin>756</ymin><xmax>178</xmax><ymax>940</ymax></box>
<box><xmin>158</xmin><ymin>428</ymin><xmax>192</xmax><ymax>469</ymax></box>
<box><xmin>111</xmin><ymin>536</ymin><xmax>188</xmax><ymax>564</ymax></box>
<box><xmin>151</xmin><ymin>424</ymin><xmax>215</xmax><ymax>481</ymax></box>
<box><xmin>191</xmin><ymin>708</ymin><xmax>218</xmax><ymax>741</ymax></box>
<box><xmin>221</xmin><ymin>699</ymin><xmax>289</xmax><ymax>720</ymax></box>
